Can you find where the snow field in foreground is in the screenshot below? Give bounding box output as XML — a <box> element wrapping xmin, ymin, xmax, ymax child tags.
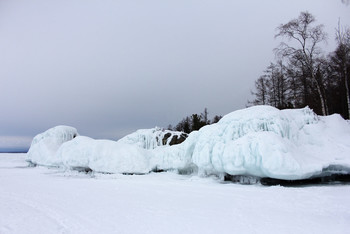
<box><xmin>1</xmin><ymin>153</ymin><xmax>350</xmax><ymax>234</ymax></box>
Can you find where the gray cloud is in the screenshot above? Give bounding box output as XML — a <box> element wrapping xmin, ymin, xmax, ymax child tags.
<box><xmin>1</xmin><ymin>0</ymin><xmax>349</xmax><ymax>148</ymax></box>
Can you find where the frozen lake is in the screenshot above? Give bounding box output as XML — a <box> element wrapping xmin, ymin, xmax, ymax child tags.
<box><xmin>1</xmin><ymin>153</ymin><xmax>349</xmax><ymax>234</ymax></box>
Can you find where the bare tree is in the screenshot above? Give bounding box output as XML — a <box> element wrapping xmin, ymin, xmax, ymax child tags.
<box><xmin>333</xmin><ymin>22</ymin><xmax>350</xmax><ymax>117</ymax></box>
<box><xmin>275</xmin><ymin>12</ymin><xmax>328</xmax><ymax>115</ymax></box>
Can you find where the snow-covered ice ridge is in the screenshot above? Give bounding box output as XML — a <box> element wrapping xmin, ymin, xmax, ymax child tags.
<box><xmin>118</xmin><ymin>127</ymin><xmax>188</xmax><ymax>149</ymax></box>
<box><xmin>27</xmin><ymin>106</ymin><xmax>350</xmax><ymax>181</ymax></box>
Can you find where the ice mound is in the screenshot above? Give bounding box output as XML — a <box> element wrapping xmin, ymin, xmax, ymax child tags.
<box><xmin>26</xmin><ymin>106</ymin><xmax>350</xmax><ymax>181</ymax></box>
<box><xmin>26</xmin><ymin>127</ymin><xmax>190</xmax><ymax>174</ymax></box>
<box><xmin>27</xmin><ymin>126</ymin><xmax>78</xmax><ymax>166</ymax></box>
<box><xmin>188</xmin><ymin>106</ymin><xmax>350</xmax><ymax>180</ymax></box>
<box><xmin>56</xmin><ymin>136</ymin><xmax>151</xmax><ymax>174</ymax></box>
<box><xmin>118</xmin><ymin>127</ymin><xmax>187</xmax><ymax>149</ymax></box>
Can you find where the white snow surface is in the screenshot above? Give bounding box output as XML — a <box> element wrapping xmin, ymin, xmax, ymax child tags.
<box><xmin>1</xmin><ymin>153</ymin><xmax>350</xmax><ymax>234</ymax></box>
<box><xmin>26</xmin><ymin>106</ymin><xmax>350</xmax><ymax>180</ymax></box>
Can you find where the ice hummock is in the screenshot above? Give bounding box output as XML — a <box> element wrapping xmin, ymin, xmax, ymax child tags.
<box><xmin>26</xmin><ymin>126</ymin><xmax>190</xmax><ymax>174</ymax></box>
<box><xmin>118</xmin><ymin>127</ymin><xmax>187</xmax><ymax>149</ymax></box>
<box><xmin>27</xmin><ymin>126</ymin><xmax>78</xmax><ymax>166</ymax></box>
<box><xmin>26</xmin><ymin>106</ymin><xmax>350</xmax><ymax>181</ymax></box>
<box><xmin>56</xmin><ymin>136</ymin><xmax>151</xmax><ymax>174</ymax></box>
<box><xmin>189</xmin><ymin>106</ymin><xmax>350</xmax><ymax>180</ymax></box>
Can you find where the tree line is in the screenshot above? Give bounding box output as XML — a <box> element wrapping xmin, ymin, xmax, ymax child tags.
<box><xmin>167</xmin><ymin>108</ymin><xmax>222</xmax><ymax>134</ymax></box>
<box><xmin>249</xmin><ymin>11</ymin><xmax>350</xmax><ymax>119</ymax></box>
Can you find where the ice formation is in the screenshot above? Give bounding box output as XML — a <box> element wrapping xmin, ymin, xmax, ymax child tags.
<box><xmin>27</xmin><ymin>126</ymin><xmax>78</xmax><ymax>166</ymax></box>
<box><xmin>56</xmin><ymin>136</ymin><xmax>151</xmax><ymax>174</ymax></box>
<box><xmin>26</xmin><ymin>106</ymin><xmax>350</xmax><ymax>181</ymax></box>
<box><xmin>118</xmin><ymin>127</ymin><xmax>187</xmax><ymax>149</ymax></box>
<box><xmin>27</xmin><ymin>126</ymin><xmax>190</xmax><ymax>174</ymax></box>
<box><xmin>188</xmin><ymin>106</ymin><xmax>350</xmax><ymax>180</ymax></box>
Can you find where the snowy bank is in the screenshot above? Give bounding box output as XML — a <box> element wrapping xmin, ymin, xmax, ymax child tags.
<box><xmin>26</xmin><ymin>106</ymin><xmax>350</xmax><ymax>181</ymax></box>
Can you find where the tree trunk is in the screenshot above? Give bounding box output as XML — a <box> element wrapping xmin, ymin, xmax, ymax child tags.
<box><xmin>344</xmin><ymin>67</ymin><xmax>350</xmax><ymax>118</ymax></box>
<box><xmin>312</xmin><ymin>74</ymin><xmax>327</xmax><ymax>116</ymax></box>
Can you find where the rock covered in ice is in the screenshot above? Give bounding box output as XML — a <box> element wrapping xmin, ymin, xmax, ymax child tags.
<box><xmin>116</xmin><ymin>127</ymin><xmax>190</xmax><ymax>172</ymax></box>
<box><xmin>26</xmin><ymin>126</ymin><xmax>190</xmax><ymax>174</ymax></box>
<box><xmin>118</xmin><ymin>127</ymin><xmax>188</xmax><ymax>149</ymax></box>
<box><xmin>56</xmin><ymin>136</ymin><xmax>151</xmax><ymax>174</ymax></box>
<box><xmin>188</xmin><ymin>106</ymin><xmax>350</xmax><ymax>179</ymax></box>
<box><xmin>150</xmin><ymin>144</ymin><xmax>191</xmax><ymax>172</ymax></box>
<box><xmin>26</xmin><ymin>106</ymin><xmax>350</xmax><ymax>181</ymax></box>
<box><xmin>27</xmin><ymin>126</ymin><xmax>78</xmax><ymax>166</ymax></box>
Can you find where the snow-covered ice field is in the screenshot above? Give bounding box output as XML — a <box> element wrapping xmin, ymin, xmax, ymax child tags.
<box><xmin>1</xmin><ymin>153</ymin><xmax>350</xmax><ymax>234</ymax></box>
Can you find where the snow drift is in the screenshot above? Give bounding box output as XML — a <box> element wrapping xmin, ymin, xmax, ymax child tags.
<box><xmin>26</xmin><ymin>106</ymin><xmax>350</xmax><ymax>181</ymax></box>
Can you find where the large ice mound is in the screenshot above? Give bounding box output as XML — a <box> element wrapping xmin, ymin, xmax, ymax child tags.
<box><xmin>26</xmin><ymin>106</ymin><xmax>350</xmax><ymax>181</ymax></box>
<box><xmin>189</xmin><ymin>106</ymin><xmax>350</xmax><ymax>180</ymax></box>
<box><xmin>27</xmin><ymin>126</ymin><xmax>78</xmax><ymax>166</ymax></box>
<box><xmin>26</xmin><ymin>126</ymin><xmax>190</xmax><ymax>174</ymax></box>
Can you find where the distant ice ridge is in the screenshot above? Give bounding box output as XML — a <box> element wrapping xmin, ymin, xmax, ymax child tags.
<box><xmin>26</xmin><ymin>106</ymin><xmax>350</xmax><ymax>180</ymax></box>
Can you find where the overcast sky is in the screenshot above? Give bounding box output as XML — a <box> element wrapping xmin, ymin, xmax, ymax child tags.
<box><xmin>1</xmin><ymin>0</ymin><xmax>349</xmax><ymax>150</ymax></box>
